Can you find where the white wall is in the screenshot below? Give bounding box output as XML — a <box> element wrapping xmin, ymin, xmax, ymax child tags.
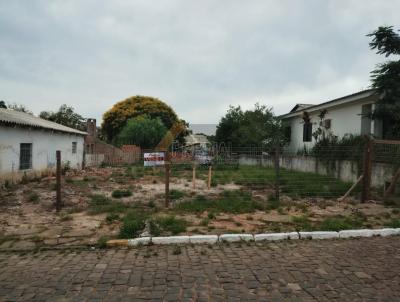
<box><xmin>284</xmin><ymin>97</ymin><xmax>376</xmax><ymax>153</ymax></box>
<box><xmin>0</xmin><ymin>126</ymin><xmax>84</xmax><ymax>181</ymax></box>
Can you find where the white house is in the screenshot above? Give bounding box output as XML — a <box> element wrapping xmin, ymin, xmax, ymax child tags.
<box><xmin>0</xmin><ymin>108</ymin><xmax>86</xmax><ymax>183</ymax></box>
<box><xmin>280</xmin><ymin>89</ymin><xmax>383</xmax><ymax>153</ymax></box>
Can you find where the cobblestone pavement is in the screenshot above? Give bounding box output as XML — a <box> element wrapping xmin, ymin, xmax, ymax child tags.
<box><xmin>0</xmin><ymin>237</ymin><xmax>399</xmax><ymax>301</ymax></box>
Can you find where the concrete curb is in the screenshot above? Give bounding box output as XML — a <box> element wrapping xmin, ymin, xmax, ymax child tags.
<box><xmin>106</xmin><ymin>228</ymin><xmax>400</xmax><ymax>247</ymax></box>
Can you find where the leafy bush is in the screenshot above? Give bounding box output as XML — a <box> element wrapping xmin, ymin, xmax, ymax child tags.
<box><xmin>27</xmin><ymin>192</ymin><xmax>40</xmax><ymax>203</ymax></box>
<box><xmin>169</xmin><ymin>189</ymin><xmax>185</xmax><ymax>200</ymax></box>
<box><xmin>386</xmin><ymin>219</ymin><xmax>400</xmax><ymax>228</ymax></box>
<box><xmin>119</xmin><ymin>211</ymin><xmax>148</xmax><ymax>239</ymax></box>
<box><xmin>112</xmin><ymin>189</ymin><xmax>133</xmax><ymax>198</ymax></box>
<box><xmin>153</xmin><ymin>216</ymin><xmax>187</xmax><ymax>235</ymax></box>
<box><xmin>175</xmin><ymin>190</ymin><xmax>263</xmax><ymax>214</ymax></box>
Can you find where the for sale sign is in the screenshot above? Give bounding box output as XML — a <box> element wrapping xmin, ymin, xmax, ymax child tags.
<box><xmin>144</xmin><ymin>152</ymin><xmax>165</xmax><ymax>167</ymax></box>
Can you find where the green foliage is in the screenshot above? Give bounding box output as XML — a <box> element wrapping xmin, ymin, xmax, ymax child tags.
<box><xmin>292</xmin><ymin>215</ymin><xmax>313</xmax><ymax>231</ymax></box>
<box><xmin>152</xmin><ymin>216</ymin><xmax>187</xmax><ymax>235</ymax></box>
<box><xmin>175</xmin><ymin>190</ymin><xmax>264</xmax><ymax>214</ymax></box>
<box><xmin>39</xmin><ymin>104</ymin><xmax>86</xmax><ymax>131</ymax></box>
<box><xmin>169</xmin><ymin>189</ymin><xmax>185</xmax><ymax>200</ymax></box>
<box><xmin>101</xmin><ymin>95</ymin><xmax>181</xmax><ymax>142</ymax></box>
<box><xmin>27</xmin><ymin>191</ymin><xmax>40</xmax><ymax>203</ymax></box>
<box><xmin>105</xmin><ymin>213</ymin><xmax>120</xmax><ymax>224</ymax></box>
<box><xmin>319</xmin><ymin>215</ymin><xmax>365</xmax><ymax>231</ymax></box>
<box><xmin>114</xmin><ymin>115</ymin><xmax>167</xmax><ymax>148</ymax></box>
<box><xmin>386</xmin><ymin>218</ymin><xmax>400</xmax><ymax>228</ymax></box>
<box><xmin>119</xmin><ymin>211</ymin><xmax>148</xmax><ymax>238</ymax></box>
<box><xmin>97</xmin><ymin>236</ymin><xmax>109</xmax><ymax>249</ymax></box>
<box><xmin>215</xmin><ymin>104</ymin><xmax>285</xmax><ymax>148</ymax></box>
<box><xmin>367</xmin><ymin>26</ymin><xmax>400</xmax><ymax>139</ymax></box>
<box><xmin>112</xmin><ymin>189</ymin><xmax>132</xmax><ymax>198</ymax></box>
<box><xmin>88</xmin><ymin>194</ymin><xmax>129</xmax><ymax>214</ymax></box>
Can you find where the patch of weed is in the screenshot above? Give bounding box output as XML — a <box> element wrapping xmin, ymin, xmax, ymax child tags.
<box><xmin>386</xmin><ymin>219</ymin><xmax>400</xmax><ymax>228</ymax></box>
<box><xmin>292</xmin><ymin>215</ymin><xmax>313</xmax><ymax>231</ymax></box>
<box><xmin>97</xmin><ymin>236</ymin><xmax>109</xmax><ymax>249</ymax></box>
<box><xmin>153</xmin><ymin>216</ymin><xmax>187</xmax><ymax>235</ymax></box>
<box><xmin>27</xmin><ymin>192</ymin><xmax>40</xmax><ymax>203</ymax></box>
<box><xmin>119</xmin><ymin>211</ymin><xmax>148</xmax><ymax>239</ymax></box>
<box><xmin>169</xmin><ymin>189</ymin><xmax>185</xmax><ymax>200</ymax></box>
<box><xmin>112</xmin><ymin>189</ymin><xmax>133</xmax><ymax>198</ymax></box>
<box><xmin>106</xmin><ymin>213</ymin><xmax>120</xmax><ymax>224</ymax></box>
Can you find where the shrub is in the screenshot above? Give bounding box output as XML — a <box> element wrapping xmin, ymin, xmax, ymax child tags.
<box><xmin>169</xmin><ymin>189</ymin><xmax>185</xmax><ymax>200</ymax></box>
<box><xmin>319</xmin><ymin>215</ymin><xmax>364</xmax><ymax>231</ymax></box>
<box><xmin>97</xmin><ymin>236</ymin><xmax>109</xmax><ymax>249</ymax></box>
<box><xmin>90</xmin><ymin>194</ymin><xmax>111</xmax><ymax>205</ymax></box>
<box><xmin>27</xmin><ymin>192</ymin><xmax>40</xmax><ymax>203</ymax></box>
<box><xmin>119</xmin><ymin>211</ymin><xmax>148</xmax><ymax>239</ymax></box>
<box><xmin>386</xmin><ymin>219</ymin><xmax>400</xmax><ymax>228</ymax></box>
<box><xmin>151</xmin><ymin>216</ymin><xmax>187</xmax><ymax>235</ymax></box>
<box><xmin>112</xmin><ymin>189</ymin><xmax>133</xmax><ymax>198</ymax></box>
<box><xmin>292</xmin><ymin>215</ymin><xmax>313</xmax><ymax>231</ymax></box>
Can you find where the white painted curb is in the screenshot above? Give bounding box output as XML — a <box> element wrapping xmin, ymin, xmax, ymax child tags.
<box><xmin>189</xmin><ymin>235</ymin><xmax>218</xmax><ymax>244</ymax></box>
<box><xmin>299</xmin><ymin>231</ymin><xmax>339</xmax><ymax>240</ymax></box>
<box><xmin>128</xmin><ymin>237</ymin><xmax>151</xmax><ymax>247</ymax></box>
<box><xmin>219</xmin><ymin>234</ymin><xmax>254</xmax><ymax>242</ymax></box>
<box><xmin>110</xmin><ymin>228</ymin><xmax>400</xmax><ymax>247</ymax></box>
<box><xmin>152</xmin><ymin>236</ymin><xmax>190</xmax><ymax>245</ymax></box>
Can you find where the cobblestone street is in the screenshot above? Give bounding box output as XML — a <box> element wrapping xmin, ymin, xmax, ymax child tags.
<box><xmin>0</xmin><ymin>236</ymin><xmax>399</xmax><ymax>301</ymax></box>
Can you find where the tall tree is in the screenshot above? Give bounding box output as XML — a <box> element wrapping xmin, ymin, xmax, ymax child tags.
<box><xmin>215</xmin><ymin>104</ymin><xmax>285</xmax><ymax>148</ymax></box>
<box><xmin>114</xmin><ymin>115</ymin><xmax>168</xmax><ymax>149</ymax></box>
<box><xmin>40</xmin><ymin>105</ymin><xmax>86</xmax><ymax>131</ymax></box>
<box><xmin>367</xmin><ymin>26</ymin><xmax>400</xmax><ymax>138</ymax></box>
<box><xmin>102</xmin><ymin>95</ymin><xmax>187</xmax><ymax>143</ymax></box>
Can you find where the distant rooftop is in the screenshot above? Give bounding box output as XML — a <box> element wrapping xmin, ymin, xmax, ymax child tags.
<box><xmin>185</xmin><ymin>133</ymin><xmax>210</xmax><ymax>146</ymax></box>
<box><xmin>0</xmin><ymin>108</ymin><xmax>87</xmax><ymax>135</ymax></box>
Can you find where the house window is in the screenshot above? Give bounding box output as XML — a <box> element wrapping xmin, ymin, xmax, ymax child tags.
<box><xmin>303</xmin><ymin>122</ymin><xmax>312</xmax><ymax>142</ymax></box>
<box><xmin>284</xmin><ymin>126</ymin><xmax>291</xmax><ymax>142</ymax></box>
<box><xmin>20</xmin><ymin>143</ymin><xmax>32</xmax><ymax>170</ymax></box>
<box><xmin>72</xmin><ymin>142</ymin><xmax>77</xmax><ymax>154</ymax></box>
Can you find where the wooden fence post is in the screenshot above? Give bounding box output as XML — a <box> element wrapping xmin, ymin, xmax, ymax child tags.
<box><xmin>361</xmin><ymin>138</ymin><xmax>374</xmax><ymax>203</ymax></box>
<box><xmin>192</xmin><ymin>164</ymin><xmax>196</xmax><ymax>189</ymax></box>
<box><xmin>274</xmin><ymin>142</ymin><xmax>280</xmax><ymax>201</ymax></box>
<box><xmin>165</xmin><ymin>151</ymin><xmax>170</xmax><ymax>208</ymax></box>
<box><xmin>207</xmin><ymin>165</ymin><xmax>212</xmax><ymax>189</ymax></box>
<box><xmin>56</xmin><ymin>150</ymin><xmax>62</xmax><ymax>212</ymax></box>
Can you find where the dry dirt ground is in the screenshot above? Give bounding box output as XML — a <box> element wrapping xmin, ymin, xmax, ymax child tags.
<box><xmin>0</xmin><ymin>166</ymin><xmax>399</xmax><ymax>250</ymax></box>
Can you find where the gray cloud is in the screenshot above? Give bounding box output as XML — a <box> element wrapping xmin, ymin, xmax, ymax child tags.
<box><xmin>1</xmin><ymin>0</ymin><xmax>399</xmax><ymax>126</ymax></box>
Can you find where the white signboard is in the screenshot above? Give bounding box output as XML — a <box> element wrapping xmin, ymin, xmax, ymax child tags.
<box><xmin>144</xmin><ymin>152</ymin><xmax>165</xmax><ymax>167</ymax></box>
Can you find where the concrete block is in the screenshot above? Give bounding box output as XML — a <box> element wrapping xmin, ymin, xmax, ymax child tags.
<box><xmin>288</xmin><ymin>232</ymin><xmax>300</xmax><ymax>240</ymax></box>
<box><xmin>152</xmin><ymin>236</ymin><xmax>190</xmax><ymax>245</ymax></box>
<box><xmin>189</xmin><ymin>235</ymin><xmax>218</xmax><ymax>244</ymax></box>
<box><xmin>338</xmin><ymin>229</ymin><xmax>374</xmax><ymax>238</ymax></box>
<box><xmin>299</xmin><ymin>231</ymin><xmax>338</xmax><ymax>240</ymax></box>
<box><xmin>128</xmin><ymin>237</ymin><xmax>151</xmax><ymax>247</ymax></box>
<box><xmin>370</xmin><ymin>228</ymin><xmax>399</xmax><ymax>237</ymax></box>
<box><xmin>219</xmin><ymin>234</ymin><xmax>254</xmax><ymax>242</ymax></box>
<box><xmin>254</xmin><ymin>233</ymin><xmax>289</xmax><ymax>241</ymax></box>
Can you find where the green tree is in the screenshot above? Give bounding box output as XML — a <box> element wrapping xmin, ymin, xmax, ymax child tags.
<box><xmin>0</xmin><ymin>100</ymin><xmax>7</xmax><ymax>109</ymax></box>
<box><xmin>39</xmin><ymin>105</ymin><xmax>86</xmax><ymax>131</ymax></box>
<box><xmin>102</xmin><ymin>95</ymin><xmax>181</xmax><ymax>142</ymax></box>
<box><xmin>367</xmin><ymin>26</ymin><xmax>400</xmax><ymax>138</ymax></box>
<box><xmin>114</xmin><ymin>115</ymin><xmax>167</xmax><ymax>149</ymax></box>
<box><xmin>215</xmin><ymin>104</ymin><xmax>285</xmax><ymax>148</ymax></box>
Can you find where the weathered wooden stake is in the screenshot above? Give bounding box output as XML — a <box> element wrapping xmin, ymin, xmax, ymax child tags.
<box><xmin>165</xmin><ymin>151</ymin><xmax>170</xmax><ymax>208</ymax></box>
<box><xmin>192</xmin><ymin>164</ymin><xmax>196</xmax><ymax>189</ymax></box>
<box><xmin>56</xmin><ymin>150</ymin><xmax>62</xmax><ymax>212</ymax></box>
<box><xmin>361</xmin><ymin>138</ymin><xmax>373</xmax><ymax>203</ymax></box>
<box><xmin>207</xmin><ymin>165</ymin><xmax>212</xmax><ymax>189</ymax></box>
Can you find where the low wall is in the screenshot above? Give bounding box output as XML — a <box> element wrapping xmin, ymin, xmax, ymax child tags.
<box><xmin>239</xmin><ymin>155</ymin><xmax>395</xmax><ymax>187</ymax></box>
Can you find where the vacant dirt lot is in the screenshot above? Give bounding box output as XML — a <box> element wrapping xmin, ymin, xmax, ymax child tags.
<box><xmin>1</xmin><ymin>165</ymin><xmax>399</xmax><ymax>250</ymax></box>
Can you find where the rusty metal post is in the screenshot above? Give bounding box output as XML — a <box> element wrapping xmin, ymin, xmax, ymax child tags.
<box><xmin>56</xmin><ymin>150</ymin><xmax>62</xmax><ymax>212</ymax></box>
<box><xmin>361</xmin><ymin>138</ymin><xmax>373</xmax><ymax>203</ymax></box>
<box><xmin>165</xmin><ymin>151</ymin><xmax>170</xmax><ymax>208</ymax></box>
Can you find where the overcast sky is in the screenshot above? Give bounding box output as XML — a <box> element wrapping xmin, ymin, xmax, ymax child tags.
<box><xmin>1</xmin><ymin>0</ymin><xmax>400</xmax><ymax>127</ymax></box>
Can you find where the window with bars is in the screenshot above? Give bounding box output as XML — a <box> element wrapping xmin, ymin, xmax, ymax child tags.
<box><xmin>72</xmin><ymin>142</ymin><xmax>77</xmax><ymax>154</ymax></box>
<box><xmin>19</xmin><ymin>143</ymin><xmax>32</xmax><ymax>170</ymax></box>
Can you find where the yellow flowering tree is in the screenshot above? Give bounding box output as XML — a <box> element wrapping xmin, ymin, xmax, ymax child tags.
<box><xmin>101</xmin><ymin>95</ymin><xmax>180</xmax><ymax>142</ymax></box>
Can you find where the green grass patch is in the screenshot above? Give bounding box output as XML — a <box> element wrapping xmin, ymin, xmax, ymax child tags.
<box><xmin>319</xmin><ymin>215</ymin><xmax>365</xmax><ymax>231</ymax></box>
<box><xmin>175</xmin><ymin>190</ymin><xmax>264</xmax><ymax>214</ymax></box>
<box><xmin>112</xmin><ymin>189</ymin><xmax>133</xmax><ymax>198</ymax></box>
<box><xmin>386</xmin><ymin>219</ymin><xmax>400</xmax><ymax>228</ymax></box>
<box><xmin>169</xmin><ymin>189</ymin><xmax>185</xmax><ymax>200</ymax></box>
<box><xmin>150</xmin><ymin>215</ymin><xmax>188</xmax><ymax>236</ymax></box>
<box><xmin>27</xmin><ymin>191</ymin><xmax>40</xmax><ymax>203</ymax></box>
<box><xmin>292</xmin><ymin>215</ymin><xmax>313</xmax><ymax>231</ymax></box>
<box><xmin>119</xmin><ymin>211</ymin><xmax>148</xmax><ymax>239</ymax></box>
<box><xmin>88</xmin><ymin>194</ymin><xmax>129</xmax><ymax>215</ymax></box>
